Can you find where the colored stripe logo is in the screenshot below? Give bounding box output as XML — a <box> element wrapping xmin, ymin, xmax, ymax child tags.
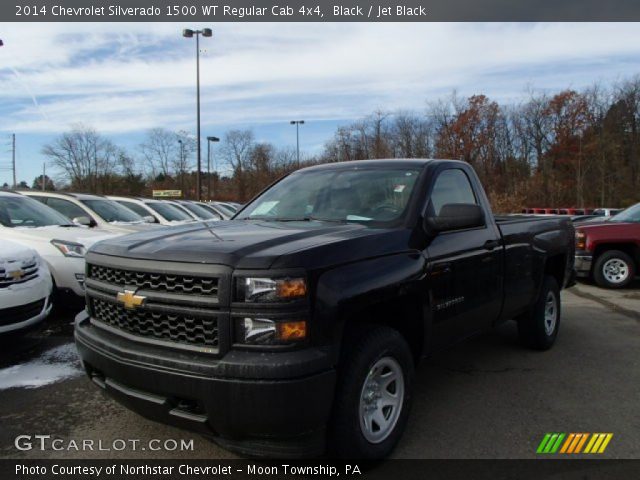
<box><xmin>537</xmin><ymin>433</ymin><xmax>613</xmax><ymax>454</ymax></box>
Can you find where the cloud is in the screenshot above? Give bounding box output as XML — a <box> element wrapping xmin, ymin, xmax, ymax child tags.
<box><xmin>0</xmin><ymin>22</ymin><xmax>639</xmax><ymax>136</ymax></box>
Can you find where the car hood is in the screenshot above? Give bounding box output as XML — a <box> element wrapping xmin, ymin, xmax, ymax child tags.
<box><xmin>104</xmin><ymin>222</ymin><xmax>161</xmax><ymax>233</ymax></box>
<box><xmin>6</xmin><ymin>225</ymin><xmax>118</xmax><ymax>248</ymax></box>
<box><xmin>575</xmin><ymin>221</ymin><xmax>632</xmax><ymax>231</ymax></box>
<box><xmin>0</xmin><ymin>238</ymin><xmax>38</xmax><ymax>263</ymax></box>
<box><xmin>90</xmin><ymin>220</ymin><xmax>413</xmax><ymax>270</ymax></box>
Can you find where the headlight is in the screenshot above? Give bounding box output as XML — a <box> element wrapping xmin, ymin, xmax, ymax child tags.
<box><xmin>575</xmin><ymin>231</ymin><xmax>586</xmax><ymax>250</ymax></box>
<box><xmin>234</xmin><ymin>317</ymin><xmax>307</xmax><ymax>345</ymax></box>
<box><xmin>236</xmin><ymin>276</ymin><xmax>307</xmax><ymax>303</ymax></box>
<box><xmin>51</xmin><ymin>239</ymin><xmax>87</xmax><ymax>258</ymax></box>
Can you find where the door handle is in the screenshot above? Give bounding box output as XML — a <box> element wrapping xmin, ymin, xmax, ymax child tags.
<box><xmin>484</xmin><ymin>239</ymin><xmax>500</xmax><ymax>250</ymax></box>
<box><xmin>430</xmin><ymin>262</ymin><xmax>452</xmax><ymax>276</ymax></box>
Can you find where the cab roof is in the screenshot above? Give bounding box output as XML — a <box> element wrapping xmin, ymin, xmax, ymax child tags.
<box><xmin>298</xmin><ymin>158</ymin><xmax>461</xmax><ymax>172</ymax></box>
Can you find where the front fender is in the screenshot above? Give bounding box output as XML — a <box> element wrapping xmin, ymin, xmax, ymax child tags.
<box><xmin>313</xmin><ymin>252</ymin><xmax>426</xmax><ymax>363</ymax></box>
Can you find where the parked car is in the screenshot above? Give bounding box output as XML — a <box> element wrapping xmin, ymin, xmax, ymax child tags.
<box><xmin>76</xmin><ymin>159</ymin><xmax>574</xmax><ymax>459</ymax></box>
<box><xmin>212</xmin><ymin>201</ymin><xmax>238</xmax><ymax>218</ymax></box>
<box><xmin>216</xmin><ymin>201</ymin><xmax>239</xmax><ymax>213</ymax></box>
<box><xmin>575</xmin><ymin>202</ymin><xmax>640</xmax><ymax>288</ymax></box>
<box><xmin>23</xmin><ymin>192</ymin><xmax>157</xmax><ymax>234</ymax></box>
<box><xmin>0</xmin><ymin>191</ymin><xmax>116</xmax><ymax>301</ymax></box>
<box><xmin>169</xmin><ymin>200</ymin><xmax>222</xmax><ymax>221</ymax></box>
<box><xmin>196</xmin><ymin>201</ymin><xmax>234</xmax><ymax>220</ymax></box>
<box><xmin>591</xmin><ymin>208</ymin><xmax>622</xmax><ymax>217</ymax></box>
<box><xmin>0</xmin><ymin>239</ymin><xmax>53</xmax><ymax>335</ymax></box>
<box><xmin>107</xmin><ymin>196</ymin><xmax>196</xmax><ymax>226</ymax></box>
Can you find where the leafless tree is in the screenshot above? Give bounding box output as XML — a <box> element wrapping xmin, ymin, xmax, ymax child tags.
<box><xmin>41</xmin><ymin>124</ymin><xmax>119</xmax><ymax>192</ymax></box>
<box><xmin>221</xmin><ymin>129</ymin><xmax>255</xmax><ymax>200</ymax></box>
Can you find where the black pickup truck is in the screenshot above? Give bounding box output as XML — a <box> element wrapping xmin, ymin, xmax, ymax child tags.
<box><xmin>75</xmin><ymin>159</ymin><xmax>574</xmax><ymax>459</ymax></box>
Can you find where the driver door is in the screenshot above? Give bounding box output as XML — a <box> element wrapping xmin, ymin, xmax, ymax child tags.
<box><xmin>425</xmin><ymin>168</ymin><xmax>503</xmax><ymax>350</ymax></box>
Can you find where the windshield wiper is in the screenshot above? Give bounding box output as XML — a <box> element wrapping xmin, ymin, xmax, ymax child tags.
<box><xmin>240</xmin><ymin>216</ymin><xmax>346</xmax><ymax>223</ymax></box>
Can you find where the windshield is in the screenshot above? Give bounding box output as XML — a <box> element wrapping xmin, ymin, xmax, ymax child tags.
<box><xmin>214</xmin><ymin>203</ymin><xmax>237</xmax><ymax>217</ymax></box>
<box><xmin>0</xmin><ymin>195</ymin><xmax>74</xmax><ymax>228</ymax></box>
<box><xmin>240</xmin><ymin>167</ymin><xmax>421</xmax><ymax>223</ymax></box>
<box><xmin>146</xmin><ymin>201</ymin><xmax>192</xmax><ymax>221</ymax></box>
<box><xmin>180</xmin><ymin>202</ymin><xmax>220</xmax><ymax>220</ymax></box>
<box><xmin>81</xmin><ymin>199</ymin><xmax>143</xmax><ymax>223</ymax></box>
<box><xmin>610</xmin><ymin>203</ymin><xmax>640</xmax><ymax>223</ymax></box>
<box><xmin>116</xmin><ymin>201</ymin><xmax>152</xmax><ymax>218</ymax></box>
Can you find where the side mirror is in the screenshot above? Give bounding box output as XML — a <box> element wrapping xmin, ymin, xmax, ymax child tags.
<box><xmin>143</xmin><ymin>215</ymin><xmax>156</xmax><ymax>224</ymax></box>
<box><xmin>424</xmin><ymin>203</ymin><xmax>485</xmax><ymax>233</ymax></box>
<box><xmin>72</xmin><ymin>216</ymin><xmax>92</xmax><ymax>227</ymax></box>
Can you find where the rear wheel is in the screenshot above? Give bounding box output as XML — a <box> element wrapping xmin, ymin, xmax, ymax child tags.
<box><xmin>328</xmin><ymin>326</ymin><xmax>414</xmax><ymax>459</ymax></box>
<box><xmin>518</xmin><ymin>275</ymin><xmax>560</xmax><ymax>350</ymax></box>
<box><xmin>593</xmin><ymin>250</ymin><xmax>635</xmax><ymax>289</ymax></box>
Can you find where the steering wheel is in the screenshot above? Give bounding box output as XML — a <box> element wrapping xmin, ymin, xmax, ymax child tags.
<box><xmin>371</xmin><ymin>204</ymin><xmax>400</xmax><ymax>217</ymax></box>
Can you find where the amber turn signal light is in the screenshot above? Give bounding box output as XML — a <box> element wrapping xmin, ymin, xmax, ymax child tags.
<box><xmin>276</xmin><ymin>278</ymin><xmax>307</xmax><ymax>299</ymax></box>
<box><xmin>276</xmin><ymin>321</ymin><xmax>307</xmax><ymax>341</ymax></box>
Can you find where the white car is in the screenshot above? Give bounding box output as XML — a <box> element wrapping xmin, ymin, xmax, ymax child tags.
<box><xmin>0</xmin><ymin>192</ymin><xmax>116</xmax><ymax>299</ymax></box>
<box><xmin>0</xmin><ymin>239</ymin><xmax>53</xmax><ymax>334</ymax></box>
<box><xmin>23</xmin><ymin>191</ymin><xmax>159</xmax><ymax>234</ymax></box>
<box><xmin>107</xmin><ymin>196</ymin><xmax>197</xmax><ymax>226</ymax></box>
<box><xmin>197</xmin><ymin>201</ymin><xmax>234</xmax><ymax>220</ymax></box>
<box><xmin>169</xmin><ymin>200</ymin><xmax>222</xmax><ymax>221</ymax></box>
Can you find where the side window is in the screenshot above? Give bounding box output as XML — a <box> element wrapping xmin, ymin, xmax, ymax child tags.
<box><xmin>46</xmin><ymin>198</ymin><xmax>89</xmax><ymax>221</ymax></box>
<box><xmin>429</xmin><ymin>169</ymin><xmax>478</xmax><ymax>215</ymax></box>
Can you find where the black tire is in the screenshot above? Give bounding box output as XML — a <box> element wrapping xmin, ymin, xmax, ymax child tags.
<box><xmin>593</xmin><ymin>250</ymin><xmax>635</xmax><ymax>289</ymax></box>
<box><xmin>328</xmin><ymin>326</ymin><xmax>414</xmax><ymax>459</ymax></box>
<box><xmin>518</xmin><ymin>275</ymin><xmax>560</xmax><ymax>350</ymax></box>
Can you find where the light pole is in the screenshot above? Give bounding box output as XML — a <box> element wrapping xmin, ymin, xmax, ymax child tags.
<box><xmin>290</xmin><ymin>120</ymin><xmax>305</xmax><ymax>168</ymax></box>
<box><xmin>206</xmin><ymin>136</ymin><xmax>220</xmax><ymax>201</ymax></box>
<box><xmin>183</xmin><ymin>27</ymin><xmax>212</xmax><ymax>201</ymax></box>
<box><xmin>177</xmin><ymin>138</ymin><xmax>185</xmax><ymax>196</ymax></box>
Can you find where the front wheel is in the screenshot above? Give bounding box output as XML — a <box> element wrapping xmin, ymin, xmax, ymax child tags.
<box><xmin>518</xmin><ymin>275</ymin><xmax>560</xmax><ymax>350</ymax></box>
<box><xmin>328</xmin><ymin>326</ymin><xmax>414</xmax><ymax>459</ymax></box>
<box><xmin>593</xmin><ymin>250</ymin><xmax>635</xmax><ymax>289</ymax></box>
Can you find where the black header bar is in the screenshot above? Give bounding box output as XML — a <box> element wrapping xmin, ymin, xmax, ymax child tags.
<box><xmin>5</xmin><ymin>0</ymin><xmax>640</xmax><ymax>22</ymax></box>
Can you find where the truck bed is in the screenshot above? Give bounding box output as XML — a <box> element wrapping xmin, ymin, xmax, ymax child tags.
<box><xmin>494</xmin><ymin>214</ymin><xmax>568</xmax><ymax>225</ymax></box>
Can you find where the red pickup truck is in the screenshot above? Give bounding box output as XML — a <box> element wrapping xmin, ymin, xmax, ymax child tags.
<box><xmin>574</xmin><ymin>202</ymin><xmax>640</xmax><ymax>288</ymax></box>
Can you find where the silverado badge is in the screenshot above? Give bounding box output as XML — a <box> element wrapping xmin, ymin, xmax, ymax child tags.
<box><xmin>116</xmin><ymin>290</ymin><xmax>146</xmax><ymax>310</ymax></box>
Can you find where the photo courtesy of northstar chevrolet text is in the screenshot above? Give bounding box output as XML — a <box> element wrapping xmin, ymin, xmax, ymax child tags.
<box><xmin>0</xmin><ymin>0</ymin><xmax>639</xmax><ymax>478</ymax></box>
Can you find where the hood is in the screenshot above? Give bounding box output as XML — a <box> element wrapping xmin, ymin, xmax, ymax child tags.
<box><xmin>575</xmin><ymin>220</ymin><xmax>631</xmax><ymax>231</ymax></box>
<box><xmin>103</xmin><ymin>222</ymin><xmax>161</xmax><ymax>233</ymax></box>
<box><xmin>7</xmin><ymin>225</ymin><xmax>118</xmax><ymax>248</ymax></box>
<box><xmin>0</xmin><ymin>238</ymin><xmax>38</xmax><ymax>263</ymax></box>
<box><xmin>90</xmin><ymin>220</ymin><xmax>412</xmax><ymax>270</ymax></box>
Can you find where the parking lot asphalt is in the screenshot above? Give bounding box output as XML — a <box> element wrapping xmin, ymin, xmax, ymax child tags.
<box><xmin>0</xmin><ymin>283</ymin><xmax>638</xmax><ymax>460</ymax></box>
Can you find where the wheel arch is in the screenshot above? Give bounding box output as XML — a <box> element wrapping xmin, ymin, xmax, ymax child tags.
<box><xmin>592</xmin><ymin>242</ymin><xmax>640</xmax><ymax>269</ymax></box>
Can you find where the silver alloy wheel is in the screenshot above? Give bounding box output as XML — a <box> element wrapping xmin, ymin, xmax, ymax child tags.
<box><xmin>544</xmin><ymin>291</ymin><xmax>558</xmax><ymax>336</ymax></box>
<box><xmin>602</xmin><ymin>258</ymin><xmax>630</xmax><ymax>285</ymax></box>
<box><xmin>359</xmin><ymin>356</ymin><xmax>405</xmax><ymax>444</ymax></box>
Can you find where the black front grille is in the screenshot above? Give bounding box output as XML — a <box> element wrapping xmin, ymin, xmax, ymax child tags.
<box><xmin>91</xmin><ymin>298</ymin><xmax>219</xmax><ymax>349</ymax></box>
<box><xmin>87</xmin><ymin>264</ymin><xmax>218</xmax><ymax>297</ymax></box>
<box><xmin>0</xmin><ymin>298</ymin><xmax>46</xmax><ymax>326</ymax></box>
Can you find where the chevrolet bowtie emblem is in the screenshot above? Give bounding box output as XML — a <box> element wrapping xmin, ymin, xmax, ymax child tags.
<box><xmin>9</xmin><ymin>269</ymin><xmax>24</xmax><ymax>280</ymax></box>
<box><xmin>116</xmin><ymin>290</ymin><xmax>146</xmax><ymax>310</ymax></box>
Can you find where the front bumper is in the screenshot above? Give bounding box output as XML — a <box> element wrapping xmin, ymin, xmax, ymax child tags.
<box><xmin>44</xmin><ymin>255</ymin><xmax>86</xmax><ymax>296</ymax></box>
<box><xmin>74</xmin><ymin>310</ymin><xmax>336</xmax><ymax>457</ymax></box>
<box><xmin>574</xmin><ymin>252</ymin><xmax>593</xmax><ymax>277</ymax></box>
<box><xmin>0</xmin><ymin>268</ymin><xmax>53</xmax><ymax>334</ymax></box>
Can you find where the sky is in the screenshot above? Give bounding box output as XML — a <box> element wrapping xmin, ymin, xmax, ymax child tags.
<box><xmin>0</xmin><ymin>22</ymin><xmax>639</xmax><ymax>186</ymax></box>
